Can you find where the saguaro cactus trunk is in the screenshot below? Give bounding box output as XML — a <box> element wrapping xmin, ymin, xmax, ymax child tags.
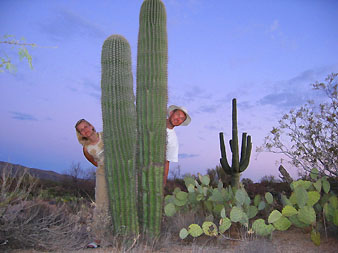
<box><xmin>219</xmin><ymin>98</ymin><xmax>252</xmax><ymax>188</ymax></box>
<box><xmin>136</xmin><ymin>0</ymin><xmax>168</xmax><ymax>235</ymax></box>
<box><xmin>101</xmin><ymin>35</ymin><xmax>139</xmax><ymax>234</ymax></box>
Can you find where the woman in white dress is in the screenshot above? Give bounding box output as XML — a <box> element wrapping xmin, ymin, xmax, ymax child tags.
<box><xmin>75</xmin><ymin>119</ymin><xmax>109</xmax><ymax>247</ymax></box>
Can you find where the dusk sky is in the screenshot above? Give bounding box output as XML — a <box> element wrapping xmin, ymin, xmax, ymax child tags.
<box><xmin>1</xmin><ymin>0</ymin><xmax>337</xmax><ymax>182</ymax></box>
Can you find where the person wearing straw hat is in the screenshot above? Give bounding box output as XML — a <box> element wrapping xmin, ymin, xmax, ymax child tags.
<box><xmin>164</xmin><ymin>105</ymin><xmax>191</xmax><ymax>185</ymax></box>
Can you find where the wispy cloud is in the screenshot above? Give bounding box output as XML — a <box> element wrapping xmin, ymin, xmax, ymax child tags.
<box><xmin>88</xmin><ymin>92</ymin><xmax>101</xmax><ymax>100</ymax></box>
<box><xmin>197</xmin><ymin>95</ymin><xmax>254</xmax><ymax>115</ymax></box>
<box><xmin>258</xmin><ymin>69</ymin><xmax>331</xmax><ymax>110</ymax></box>
<box><xmin>179</xmin><ymin>153</ymin><xmax>199</xmax><ymax>159</ymax></box>
<box><xmin>184</xmin><ymin>85</ymin><xmax>212</xmax><ymax>102</ymax></box>
<box><xmin>205</xmin><ymin>125</ymin><xmax>220</xmax><ymax>131</ymax></box>
<box><xmin>259</xmin><ymin>92</ymin><xmax>306</xmax><ymax>108</ymax></box>
<box><xmin>82</xmin><ymin>78</ymin><xmax>100</xmax><ymax>92</ymax></box>
<box><xmin>73</xmin><ymin>78</ymin><xmax>101</xmax><ymax>100</ymax></box>
<box><xmin>9</xmin><ymin>111</ymin><xmax>38</xmax><ymax>121</ymax></box>
<box><xmin>39</xmin><ymin>8</ymin><xmax>107</xmax><ymax>41</ymax></box>
<box><xmin>204</xmin><ymin>120</ymin><xmax>226</xmax><ymax>133</ymax></box>
<box><xmin>198</xmin><ymin>104</ymin><xmax>218</xmax><ymax>113</ymax></box>
<box><xmin>170</xmin><ymin>85</ymin><xmax>213</xmax><ymax>106</ymax></box>
<box><xmin>167</xmin><ymin>0</ymin><xmax>202</xmax><ymax>14</ymax></box>
<box><xmin>237</xmin><ymin>100</ymin><xmax>255</xmax><ymax>111</ymax></box>
<box><xmin>269</xmin><ymin>19</ymin><xmax>279</xmax><ymax>32</ymax></box>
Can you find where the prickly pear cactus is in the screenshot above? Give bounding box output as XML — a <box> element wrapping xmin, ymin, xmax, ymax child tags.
<box><xmin>252</xmin><ymin>219</ymin><xmax>275</xmax><ymax>236</ymax></box>
<box><xmin>136</xmin><ymin>0</ymin><xmax>168</xmax><ymax>235</ymax></box>
<box><xmin>101</xmin><ymin>35</ymin><xmax>139</xmax><ymax>234</ymax></box>
<box><xmin>165</xmin><ymin>168</ymin><xmax>337</xmax><ymax>245</ymax></box>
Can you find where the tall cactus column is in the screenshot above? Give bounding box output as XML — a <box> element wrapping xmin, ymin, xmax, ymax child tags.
<box><xmin>101</xmin><ymin>35</ymin><xmax>139</xmax><ymax>234</ymax></box>
<box><xmin>219</xmin><ymin>98</ymin><xmax>252</xmax><ymax>188</ymax></box>
<box><xmin>136</xmin><ymin>0</ymin><xmax>168</xmax><ymax>235</ymax></box>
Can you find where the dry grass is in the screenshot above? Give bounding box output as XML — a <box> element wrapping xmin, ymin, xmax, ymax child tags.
<box><xmin>1</xmin><ymin>200</ymin><xmax>91</xmax><ymax>251</ymax></box>
<box><xmin>0</xmin><ymin>164</ymin><xmax>91</xmax><ymax>251</ymax></box>
<box><xmin>0</xmin><ymin>164</ymin><xmax>37</xmax><ymax>211</ymax></box>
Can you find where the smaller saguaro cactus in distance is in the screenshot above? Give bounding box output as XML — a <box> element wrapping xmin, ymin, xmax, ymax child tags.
<box><xmin>219</xmin><ymin>98</ymin><xmax>252</xmax><ymax>188</ymax></box>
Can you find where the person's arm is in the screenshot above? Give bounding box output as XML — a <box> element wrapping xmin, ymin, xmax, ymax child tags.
<box><xmin>164</xmin><ymin>160</ymin><xmax>170</xmax><ymax>186</ymax></box>
<box><xmin>83</xmin><ymin>146</ymin><xmax>98</xmax><ymax>167</ymax></box>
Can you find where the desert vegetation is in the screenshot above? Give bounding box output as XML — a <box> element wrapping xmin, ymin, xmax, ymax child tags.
<box><xmin>258</xmin><ymin>72</ymin><xmax>338</xmax><ymax>178</ymax></box>
<box><xmin>0</xmin><ymin>164</ymin><xmax>92</xmax><ymax>251</ymax></box>
<box><xmin>1</xmin><ymin>162</ymin><xmax>337</xmax><ymax>252</ymax></box>
<box><xmin>1</xmin><ymin>0</ymin><xmax>337</xmax><ymax>251</ymax></box>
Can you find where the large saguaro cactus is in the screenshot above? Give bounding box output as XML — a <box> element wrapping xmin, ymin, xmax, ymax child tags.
<box><xmin>136</xmin><ymin>0</ymin><xmax>168</xmax><ymax>235</ymax></box>
<box><xmin>100</xmin><ymin>0</ymin><xmax>168</xmax><ymax>237</ymax></box>
<box><xmin>101</xmin><ymin>35</ymin><xmax>139</xmax><ymax>234</ymax></box>
<box><xmin>219</xmin><ymin>98</ymin><xmax>252</xmax><ymax>188</ymax></box>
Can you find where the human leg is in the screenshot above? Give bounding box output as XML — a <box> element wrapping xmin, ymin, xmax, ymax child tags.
<box><xmin>91</xmin><ymin>163</ymin><xmax>110</xmax><ymax>244</ymax></box>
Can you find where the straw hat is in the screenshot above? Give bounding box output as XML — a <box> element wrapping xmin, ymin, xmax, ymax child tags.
<box><xmin>167</xmin><ymin>105</ymin><xmax>191</xmax><ymax>126</ymax></box>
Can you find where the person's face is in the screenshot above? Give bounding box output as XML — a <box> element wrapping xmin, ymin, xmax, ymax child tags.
<box><xmin>76</xmin><ymin>121</ymin><xmax>94</xmax><ymax>138</ymax></box>
<box><xmin>169</xmin><ymin>110</ymin><xmax>187</xmax><ymax>127</ymax></box>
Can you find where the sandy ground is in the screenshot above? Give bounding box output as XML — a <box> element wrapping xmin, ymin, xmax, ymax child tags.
<box><xmin>8</xmin><ymin>227</ymin><xmax>337</xmax><ymax>253</ymax></box>
<box><xmin>80</xmin><ymin>228</ymin><xmax>337</xmax><ymax>253</ymax></box>
<box><xmin>4</xmin><ymin>225</ymin><xmax>337</xmax><ymax>253</ymax></box>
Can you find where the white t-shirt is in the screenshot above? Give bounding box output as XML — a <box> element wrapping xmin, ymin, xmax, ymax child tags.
<box><xmin>166</xmin><ymin>128</ymin><xmax>178</xmax><ymax>162</ymax></box>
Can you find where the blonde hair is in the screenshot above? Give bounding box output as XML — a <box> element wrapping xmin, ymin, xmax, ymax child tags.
<box><xmin>75</xmin><ymin>119</ymin><xmax>96</xmax><ymax>146</ymax></box>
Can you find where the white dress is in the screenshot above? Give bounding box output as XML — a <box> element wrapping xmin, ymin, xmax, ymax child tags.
<box><xmin>85</xmin><ymin>132</ymin><xmax>109</xmax><ymax>227</ymax></box>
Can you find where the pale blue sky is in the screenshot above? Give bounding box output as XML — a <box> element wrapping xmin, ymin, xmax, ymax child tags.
<box><xmin>1</xmin><ymin>0</ymin><xmax>337</xmax><ymax>181</ymax></box>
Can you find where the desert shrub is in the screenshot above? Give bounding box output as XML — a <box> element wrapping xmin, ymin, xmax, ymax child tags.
<box><xmin>165</xmin><ymin>167</ymin><xmax>196</xmax><ymax>196</ymax></box>
<box><xmin>260</xmin><ymin>175</ymin><xmax>280</xmax><ymax>184</ymax></box>
<box><xmin>0</xmin><ymin>164</ymin><xmax>37</xmax><ymax>213</ymax></box>
<box><xmin>0</xmin><ymin>200</ymin><xmax>90</xmax><ymax>251</ymax></box>
<box><xmin>241</xmin><ymin>178</ymin><xmax>254</xmax><ymax>187</ymax></box>
<box><xmin>259</xmin><ymin>73</ymin><xmax>338</xmax><ymax>178</ymax></box>
<box><xmin>60</xmin><ymin>177</ymin><xmax>95</xmax><ymax>200</ymax></box>
<box><xmin>61</xmin><ymin>163</ymin><xmax>96</xmax><ymax>200</ymax></box>
<box><xmin>0</xmin><ymin>164</ymin><xmax>92</xmax><ymax>251</ymax></box>
<box><xmin>33</xmin><ymin>176</ymin><xmax>95</xmax><ymax>205</ymax></box>
<box><xmin>165</xmin><ymin>177</ymin><xmax>186</xmax><ymax>196</ymax></box>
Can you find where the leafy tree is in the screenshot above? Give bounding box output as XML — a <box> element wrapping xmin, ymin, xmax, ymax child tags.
<box><xmin>258</xmin><ymin>73</ymin><xmax>338</xmax><ymax>177</ymax></box>
<box><xmin>0</xmin><ymin>35</ymin><xmax>35</xmax><ymax>72</ymax></box>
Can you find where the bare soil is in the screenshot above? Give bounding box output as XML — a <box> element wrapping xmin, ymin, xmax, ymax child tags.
<box><xmin>9</xmin><ymin>227</ymin><xmax>336</xmax><ymax>253</ymax></box>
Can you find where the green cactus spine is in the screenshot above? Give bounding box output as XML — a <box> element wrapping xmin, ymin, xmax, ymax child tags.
<box><xmin>101</xmin><ymin>35</ymin><xmax>139</xmax><ymax>234</ymax></box>
<box><xmin>136</xmin><ymin>0</ymin><xmax>168</xmax><ymax>235</ymax></box>
<box><xmin>219</xmin><ymin>98</ymin><xmax>252</xmax><ymax>188</ymax></box>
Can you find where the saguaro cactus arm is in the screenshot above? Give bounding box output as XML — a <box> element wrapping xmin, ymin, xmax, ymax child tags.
<box><xmin>240</xmin><ymin>133</ymin><xmax>247</xmax><ymax>164</ymax></box>
<box><xmin>239</xmin><ymin>134</ymin><xmax>252</xmax><ymax>172</ymax></box>
<box><xmin>219</xmin><ymin>132</ymin><xmax>232</xmax><ymax>174</ymax></box>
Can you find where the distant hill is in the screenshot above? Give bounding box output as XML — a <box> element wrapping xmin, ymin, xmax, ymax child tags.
<box><xmin>0</xmin><ymin>161</ymin><xmax>72</xmax><ymax>182</ymax></box>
